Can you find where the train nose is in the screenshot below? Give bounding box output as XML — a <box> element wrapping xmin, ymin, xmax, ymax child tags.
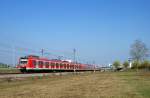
<box><xmin>16</xmin><ymin>65</ymin><xmax>26</xmax><ymax>69</ymax></box>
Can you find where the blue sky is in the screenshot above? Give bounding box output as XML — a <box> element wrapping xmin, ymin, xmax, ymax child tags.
<box><xmin>0</xmin><ymin>0</ymin><xmax>150</xmax><ymax>65</ymax></box>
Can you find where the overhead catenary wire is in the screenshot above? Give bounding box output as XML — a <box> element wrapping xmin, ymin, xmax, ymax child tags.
<box><xmin>0</xmin><ymin>42</ymin><xmax>93</xmax><ymax>66</ymax></box>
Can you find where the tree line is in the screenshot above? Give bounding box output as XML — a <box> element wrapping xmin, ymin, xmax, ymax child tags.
<box><xmin>0</xmin><ymin>62</ymin><xmax>10</xmax><ymax>68</ymax></box>
<box><xmin>113</xmin><ymin>40</ymin><xmax>150</xmax><ymax>71</ymax></box>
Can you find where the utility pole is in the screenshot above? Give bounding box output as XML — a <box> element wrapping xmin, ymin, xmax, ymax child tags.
<box><xmin>12</xmin><ymin>45</ymin><xmax>15</xmax><ymax>67</ymax></box>
<box><xmin>41</xmin><ymin>49</ymin><xmax>44</xmax><ymax>57</ymax></box>
<box><xmin>58</xmin><ymin>56</ymin><xmax>63</xmax><ymax>60</ymax></box>
<box><xmin>73</xmin><ymin>48</ymin><xmax>76</xmax><ymax>72</ymax></box>
<box><xmin>73</xmin><ymin>48</ymin><xmax>76</xmax><ymax>63</ymax></box>
<box><xmin>93</xmin><ymin>61</ymin><xmax>96</xmax><ymax>73</ymax></box>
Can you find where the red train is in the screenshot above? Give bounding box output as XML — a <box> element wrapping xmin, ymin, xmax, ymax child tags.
<box><xmin>16</xmin><ymin>55</ymin><xmax>94</xmax><ymax>72</ymax></box>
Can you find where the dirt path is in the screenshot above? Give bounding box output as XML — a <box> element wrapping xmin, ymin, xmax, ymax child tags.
<box><xmin>0</xmin><ymin>73</ymin><xmax>142</xmax><ymax>98</ymax></box>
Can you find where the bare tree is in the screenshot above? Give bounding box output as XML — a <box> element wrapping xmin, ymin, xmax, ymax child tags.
<box><xmin>130</xmin><ymin>40</ymin><xmax>149</xmax><ymax>62</ymax></box>
<box><xmin>130</xmin><ymin>40</ymin><xmax>149</xmax><ymax>71</ymax></box>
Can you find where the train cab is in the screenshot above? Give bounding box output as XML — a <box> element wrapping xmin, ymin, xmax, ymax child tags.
<box><xmin>16</xmin><ymin>57</ymin><xmax>28</xmax><ymax>72</ymax></box>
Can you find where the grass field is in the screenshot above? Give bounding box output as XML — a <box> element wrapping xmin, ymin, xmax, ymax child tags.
<box><xmin>0</xmin><ymin>72</ymin><xmax>150</xmax><ymax>98</ymax></box>
<box><xmin>0</xmin><ymin>68</ymin><xmax>20</xmax><ymax>73</ymax></box>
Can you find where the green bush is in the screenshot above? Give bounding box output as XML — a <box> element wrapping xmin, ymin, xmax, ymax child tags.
<box><xmin>113</xmin><ymin>61</ymin><xmax>121</xmax><ymax>69</ymax></box>
<box><xmin>131</xmin><ymin>60</ymin><xmax>150</xmax><ymax>71</ymax></box>
<box><xmin>139</xmin><ymin>60</ymin><xmax>150</xmax><ymax>70</ymax></box>
<box><xmin>0</xmin><ymin>63</ymin><xmax>9</xmax><ymax>68</ymax></box>
<box><xmin>123</xmin><ymin>61</ymin><xmax>129</xmax><ymax>68</ymax></box>
<box><xmin>131</xmin><ymin>61</ymin><xmax>140</xmax><ymax>69</ymax></box>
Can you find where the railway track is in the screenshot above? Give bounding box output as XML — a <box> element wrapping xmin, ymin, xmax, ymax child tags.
<box><xmin>0</xmin><ymin>72</ymin><xmax>87</xmax><ymax>79</ymax></box>
<box><xmin>0</xmin><ymin>73</ymin><xmax>22</xmax><ymax>75</ymax></box>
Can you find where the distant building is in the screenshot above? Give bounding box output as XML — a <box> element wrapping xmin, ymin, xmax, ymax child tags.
<box><xmin>128</xmin><ymin>58</ymin><xmax>132</xmax><ymax>68</ymax></box>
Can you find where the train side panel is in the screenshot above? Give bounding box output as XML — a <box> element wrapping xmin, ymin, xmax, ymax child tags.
<box><xmin>17</xmin><ymin>55</ymin><xmax>91</xmax><ymax>72</ymax></box>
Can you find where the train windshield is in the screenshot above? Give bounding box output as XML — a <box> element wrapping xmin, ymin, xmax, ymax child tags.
<box><xmin>20</xmin><ymin>59</ymin><xmax>28</xmax><ymax>64</ymax></box>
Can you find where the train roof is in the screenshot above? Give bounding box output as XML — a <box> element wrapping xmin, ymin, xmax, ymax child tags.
<box><xmin>20</xmin><ymin>55</ymin><xmax>86</xmax><ymax>65</ymax></box>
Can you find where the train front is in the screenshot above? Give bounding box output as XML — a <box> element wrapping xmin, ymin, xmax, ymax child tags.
<box><xmin>16</xmin><ymin>57</ymin><xmax>28</xmax><ymax>72</ymax></box>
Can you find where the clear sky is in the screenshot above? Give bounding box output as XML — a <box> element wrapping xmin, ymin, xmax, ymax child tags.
<box><xmin>0</xmin><ymin>0</ymin><xmax>150</xmax><ymax>66</ymax></box>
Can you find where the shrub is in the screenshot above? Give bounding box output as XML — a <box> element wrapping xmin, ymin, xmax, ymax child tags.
<box><xmin>113</xmin><ymin>61</ymin><xmax>121</xmax><ymax>69</ymax></box>
<box><xmin>140</xmin><ymin>60</ymin><xmax>150</xmax><ymax>70</ymax></box>
<box><xmin>123</xmin><ymin>61</ymin><xmax>129</xmax><ymax>68</ymax></box>
<box><xmin>131</xmin><ymin>61</ymin><xmax>140</xmax><ymax>69</ymax></box>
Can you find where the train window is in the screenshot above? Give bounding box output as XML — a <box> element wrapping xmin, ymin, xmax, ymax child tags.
<box><xmin>72</xmin><ymin>65</ymin><xmax>74</xmax><ymax>68</ymax></box>
<box><xmin>20</xmin><ymin>61</ymin><xmax>27</xmax><ymax>64</ymax></box>
<box><xmin>60</xmin><ymin>63</ymin><xmax>63</xmax><ymax>66</ymax></box>
<box><xmin>20</xmin><ymin>59</ymin><xmax>28</xmax><ymax>64</ymax></box>
<box><xmin>32</xmin><ymin>60</ymin><xmax>36</xmax><ymax>66</ymax></box>
<box><xmin>45</xmin><ymin>62</ymin><xmax>49</xmax><ymax>66</ymax></box>
<box><xmin>39</xmin><ymin>61</ymin><xmax>43</xmax><ymax>65</ymax></box>
<box><xmin>51</xmin><ymin>63</ymin><xmax>55</xmax><ymax>66</ymax></box>
<box><xmin>56</xmin><ymin>63</ymin><xmax>59</xmax><ymax>66</ymax></box>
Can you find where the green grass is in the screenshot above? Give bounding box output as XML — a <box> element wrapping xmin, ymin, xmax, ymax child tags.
<box><xmin>116</xmin><ymin>71</ymin><xmax>150</xmax><ymax>98</ymax></box>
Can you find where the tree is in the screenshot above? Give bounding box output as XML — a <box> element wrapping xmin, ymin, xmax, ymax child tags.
<box><xmin>131</xmin><ymin>60</ymin><xmax>140</xmax><ymax>69</ymax></box>
<box><xmin>130</xmin><ymin>40</ymin><xmax>149</xmax><ymax>62</ymax></box>
<box><xmin>113</xmin><ymin>61</ymin><xmax>121</xmax><ymax>69</ymax></box>
<box><xmin>123</xmin><ymin>61</ymin><xmax>129</xmax><ymax>69</ymax></box>
<box><xmin>140</xmin><ymin>60</ymin><xmax>150</xmax><ymax>70</ymax></box>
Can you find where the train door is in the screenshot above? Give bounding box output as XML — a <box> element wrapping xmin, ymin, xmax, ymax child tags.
<box><xmin>51</xmin><ymin>62</ymin><xmax>55</xmax><ymax>69</ymax></box>
<box><xmin>62</xmin><ymin>63</ymin><xmax>65</xmax><ymax>69</ymax></box>
<box><xmin>35</xmin><ymin>60</ymin><xmax>38</xmax><ymax>69</ymax></box>
<box><xmin>43</xmin><ymin>61</ymin><xmax>45</xmax><ymax>69</ymax></box>
<box><xmin>49</xmin><ymin>61</ymin><xmax>51</xmax><ymax>69</ymax></box>
<box><xmin>61</xmin><ymin>63</ymin><xmax>64</xmax><ymax>69</ymax></box>
<box><xmin>77</xmin><ymin>64</ymin><xmax>79</xmax><ymax>70</ymax></box>
<box><xmin>31</xmin><ymin>60</ymin><xmax>36</xmax><ymax>69</ymax></box>
<box><xmin>68</xmin><ymin>64</ymin><xmax>71</xmax><ymax>69</ymax></box>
